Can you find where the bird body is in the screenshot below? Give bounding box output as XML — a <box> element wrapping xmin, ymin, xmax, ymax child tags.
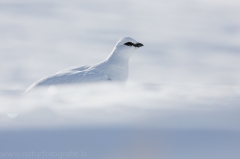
<box><xmin>25</xmin><ymin>37</ymin><xmax>143</xmax><ymax>92</ymax></box>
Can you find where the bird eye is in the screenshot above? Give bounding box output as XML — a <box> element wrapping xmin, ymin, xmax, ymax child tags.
<box><xmin>124</xmin><ymin>42</ymin><xmax>134</xmax><ymax>46</ymax></box>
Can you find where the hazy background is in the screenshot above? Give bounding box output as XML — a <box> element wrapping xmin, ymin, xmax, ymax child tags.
<box><xmin>0</xmin><ymin>0</ymin><xmax>240</xmax><ymax>158</ymax></box>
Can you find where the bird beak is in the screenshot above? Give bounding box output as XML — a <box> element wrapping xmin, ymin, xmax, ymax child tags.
<box><xmin>134</xmin><ymin>43</ymin><xmax>144</xmax><ymax>48</ymax></box>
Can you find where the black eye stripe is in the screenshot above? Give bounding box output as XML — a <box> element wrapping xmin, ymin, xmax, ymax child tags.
<box><xmin>124</xmin><ymin>42</ymin><xmax>134</xmax><ymax>46</ymax></box>
<box><xmin>124</xmin><ymin>42</ymin><xmax>144</xmax><ymax>47</ymax></box>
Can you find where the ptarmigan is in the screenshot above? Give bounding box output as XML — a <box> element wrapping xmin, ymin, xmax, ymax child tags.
<box><xmin>25</xmin><ymin>37</ymin><xmax>144</xmax><ymax>92</ymax></box>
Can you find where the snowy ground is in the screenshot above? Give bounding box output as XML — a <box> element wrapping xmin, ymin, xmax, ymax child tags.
<box><xmin>0</xmin><ymin>0</ymin><xmax>240</xmax><ymax>158</ymax></box>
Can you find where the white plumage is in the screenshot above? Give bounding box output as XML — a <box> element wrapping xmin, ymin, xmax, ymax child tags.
<box><xmin>25</xmin><ymin>37</ymin><xmax>144</xmax><ymax>92</ymax></box>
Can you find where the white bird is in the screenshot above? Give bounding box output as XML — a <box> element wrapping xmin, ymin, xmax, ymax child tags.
<box><xmin>25</xmin><ymin>37</ymin><xmax>144</xmax><ymax>92</ymax></box>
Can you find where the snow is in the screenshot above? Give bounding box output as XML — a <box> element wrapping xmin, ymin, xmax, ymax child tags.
<box><xmin>1</xmin><ymin>0</ymin><xmax>240</xmax><ymax>158</ymax></box>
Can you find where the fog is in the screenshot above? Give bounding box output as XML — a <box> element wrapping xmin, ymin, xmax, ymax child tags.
<box><xmin>0</xmin><ymin>0</ymin><xmax>240</xmax><ymax>158</ymax></box>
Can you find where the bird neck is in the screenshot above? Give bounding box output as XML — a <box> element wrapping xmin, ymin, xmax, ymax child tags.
<box><xmin>106</xmin><ymin>46</ymin><xmax>134</xmax><ymax>65</ymax></box>
<box><xmin>103</xmin><ymin>46</ymin><xmax>133</xmax><ymax>82</ymax></box>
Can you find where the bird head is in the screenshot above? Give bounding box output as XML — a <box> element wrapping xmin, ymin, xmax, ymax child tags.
<box><xmin>110</xmin><ymin>37</ymin><xmax>144</xmax><ymax>60</ymax></box>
